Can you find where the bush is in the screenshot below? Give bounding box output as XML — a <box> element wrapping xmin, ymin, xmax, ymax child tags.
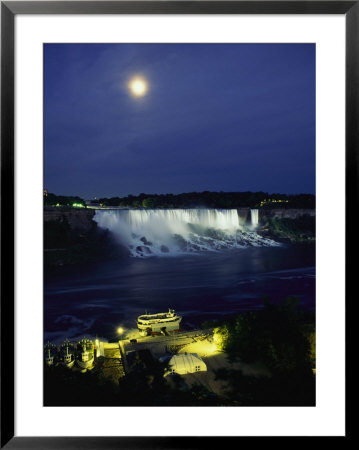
<box><xmin>213</xmin><ymin>297</ymin><xmax>315</xmax><ymax>373</ymax></box>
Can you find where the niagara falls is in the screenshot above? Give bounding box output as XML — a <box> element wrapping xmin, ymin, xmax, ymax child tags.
<box><xmin>93</xmin><ymin>208</ymin><xmax>279</xmax><ymax>257</ymax></box>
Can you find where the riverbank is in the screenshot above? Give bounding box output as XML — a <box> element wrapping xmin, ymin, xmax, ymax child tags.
<box><xmin>44</xmin><ymin>208</ymin><xmax>127</xmax><ymax>268</ymax></box>
<box><xmin>257</xmin><ymin>214</ymin><xmax>315</xmax><ymax>243</ymax></box>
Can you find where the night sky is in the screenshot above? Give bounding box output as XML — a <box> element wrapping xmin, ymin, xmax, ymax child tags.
<box><xmin>44</xmin><ymin>44</ymin><xmax>315</xmax><ymax>199</ymax></box>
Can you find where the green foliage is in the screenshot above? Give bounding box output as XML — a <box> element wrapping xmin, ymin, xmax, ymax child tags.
<box><xmin>142</xmin><ymin>197</ymin><xmax>156</xmax><ymax>208</ymax></box>
<box><xmin>214</xmin><ymin>297</ymin><xmax>315</xmax><ymax>373</ymax></box>
<box><xmin>44</xmin><ymin>192</ymin><xmax>86</xmax><ymax>208</ymax></box>
<box><xmin>98</xmin><ymin>191</ymin><xmax>315</xmax><ymax>209</ymax></box>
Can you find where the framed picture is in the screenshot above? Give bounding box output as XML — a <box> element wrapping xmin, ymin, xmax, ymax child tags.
<box><xmin>1</xmin><ymin>1</ymin><xmax>351</xmax><ymax>446</ymax></box>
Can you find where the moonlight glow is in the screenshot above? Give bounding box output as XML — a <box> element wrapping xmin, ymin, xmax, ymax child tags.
<box><xmin>128</xmin><ymin>77</ymin><xmax>148</xmax><ymax>97</ymax></box>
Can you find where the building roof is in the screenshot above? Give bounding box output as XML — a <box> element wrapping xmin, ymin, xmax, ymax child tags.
<box><xmin>168</xmin><ymin>353</ymin><xmax>205</xmax><ymax>371</ymax></box>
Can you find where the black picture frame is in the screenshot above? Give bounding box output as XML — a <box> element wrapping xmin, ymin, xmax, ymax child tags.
<box><xmin>1</xmin><ymin>1</ymin><xmax>352</xmax><ymax>447</ymax></box>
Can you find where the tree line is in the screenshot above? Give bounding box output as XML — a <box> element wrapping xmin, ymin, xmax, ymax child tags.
<box><xmin>97</xmin><ymin>191</ymin><xmax>315</xmax><ymax>209</ymax></box>
<box><xmin>44</xmin><ymin>192</ymin><xmax>86</xmax><ymax>208</ymax></box>
<box><xmin>43</xmin><ymin>191</ymin><xmax>315</xmax><ymax>209</ymax></box>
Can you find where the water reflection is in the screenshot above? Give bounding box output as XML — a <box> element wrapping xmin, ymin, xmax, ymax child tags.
<box><xmin>44</xmin><ymin>244</ymin><xmax>315</xmax><ymax>342</ymax></box>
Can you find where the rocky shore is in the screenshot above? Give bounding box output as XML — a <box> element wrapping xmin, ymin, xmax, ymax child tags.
<box><xmin>257</xmin><ymin>213</ymin><xmax>315</xmax><ymax>243</ymax></box>
<box><xmin>44</xmin><ymin>208</ymin><xmax>126</xmax><ymax>268</ymax></box>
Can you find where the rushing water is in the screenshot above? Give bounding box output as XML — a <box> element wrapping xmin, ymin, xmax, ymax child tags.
<box><xmin>94</xmin><ymin>208</ymin><xmax>274</xmax><ymax>257</ymax></box>
<box><xmin>44</xmin><ymin>243</ymin><xmax>315</xmax><ymax>343</ymax></box>
<box><xmin>251</xmin><ymin>209</ymin><xmax>259</xmax><ymax>227</ymax></box>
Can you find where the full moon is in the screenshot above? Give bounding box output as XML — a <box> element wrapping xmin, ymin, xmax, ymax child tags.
<box><xmin>128</xmin><ymin>77</ymin><xmax>148</xmax><ymax>97</ymax></box>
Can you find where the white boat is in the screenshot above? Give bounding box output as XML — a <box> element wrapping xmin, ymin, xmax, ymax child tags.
<box><xmin>137</xmin><ymin>309</ymin><xmax>182</xmax><ymax>336</ymax></box>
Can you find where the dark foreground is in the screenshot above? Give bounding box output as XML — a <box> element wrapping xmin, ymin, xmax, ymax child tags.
<box><xmin>44</xmin><ymin>297</ymin><xmax>315</xmax><ymax>407</ymax></box>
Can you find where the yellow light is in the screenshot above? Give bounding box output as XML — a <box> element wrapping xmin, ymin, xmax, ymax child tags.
<box><xmin>128</xmin><ymin>77</ymin><xmax>148</xmax><ymax>97</ymax></box>
<box><xmin>213</xmin><ymin>326</ymin><xmax>228</xmax><ymax>350</ymax></box>
<box><xmin>213</xmin><ymin>333</ymin><xmax>221</xmax><ymax>346</ymax></box>
<box><xmin>117</xmin><ymin>327</ymin><xmax>124</xmax><ymax>335</ymax></box>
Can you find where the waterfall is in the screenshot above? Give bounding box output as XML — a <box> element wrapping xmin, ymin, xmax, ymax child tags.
<box><xmin>251</xmin><ymin>209</ymin><xmax>259</xmax><ymax>228</ymax></box>
<box><xmin>94</xmin><ymin>208</ymin><xmax>277</xmax><ymax>257</ymax></box>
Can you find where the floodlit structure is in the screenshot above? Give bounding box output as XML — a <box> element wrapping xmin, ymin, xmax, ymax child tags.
<box><xmin>137</xmin><ymin>309</ymin><xmax>182</xmax><ymax>336</ymax></box>
<box><xmin>165</xmin><ymin>353</ymin><xmax>207</xmax><ymax>376</ymax></box>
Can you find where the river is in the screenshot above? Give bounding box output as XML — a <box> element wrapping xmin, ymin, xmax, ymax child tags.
<box><xmin>44</xmin><ymin>243</ymin><xmax>315</xmax><ymax>342</ymax></box>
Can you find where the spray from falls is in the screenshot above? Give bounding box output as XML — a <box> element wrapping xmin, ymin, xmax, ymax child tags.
<box><xmin>94</xmin><ymin>208</ymin><xmax>277</xmax><ymax>257</ymax></box>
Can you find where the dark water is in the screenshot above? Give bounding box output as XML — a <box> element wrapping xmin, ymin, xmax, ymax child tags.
<box><xmin>44</xmin><ymin>244</ymin><xmax>315</xmax><ymax>342</ymax></box>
